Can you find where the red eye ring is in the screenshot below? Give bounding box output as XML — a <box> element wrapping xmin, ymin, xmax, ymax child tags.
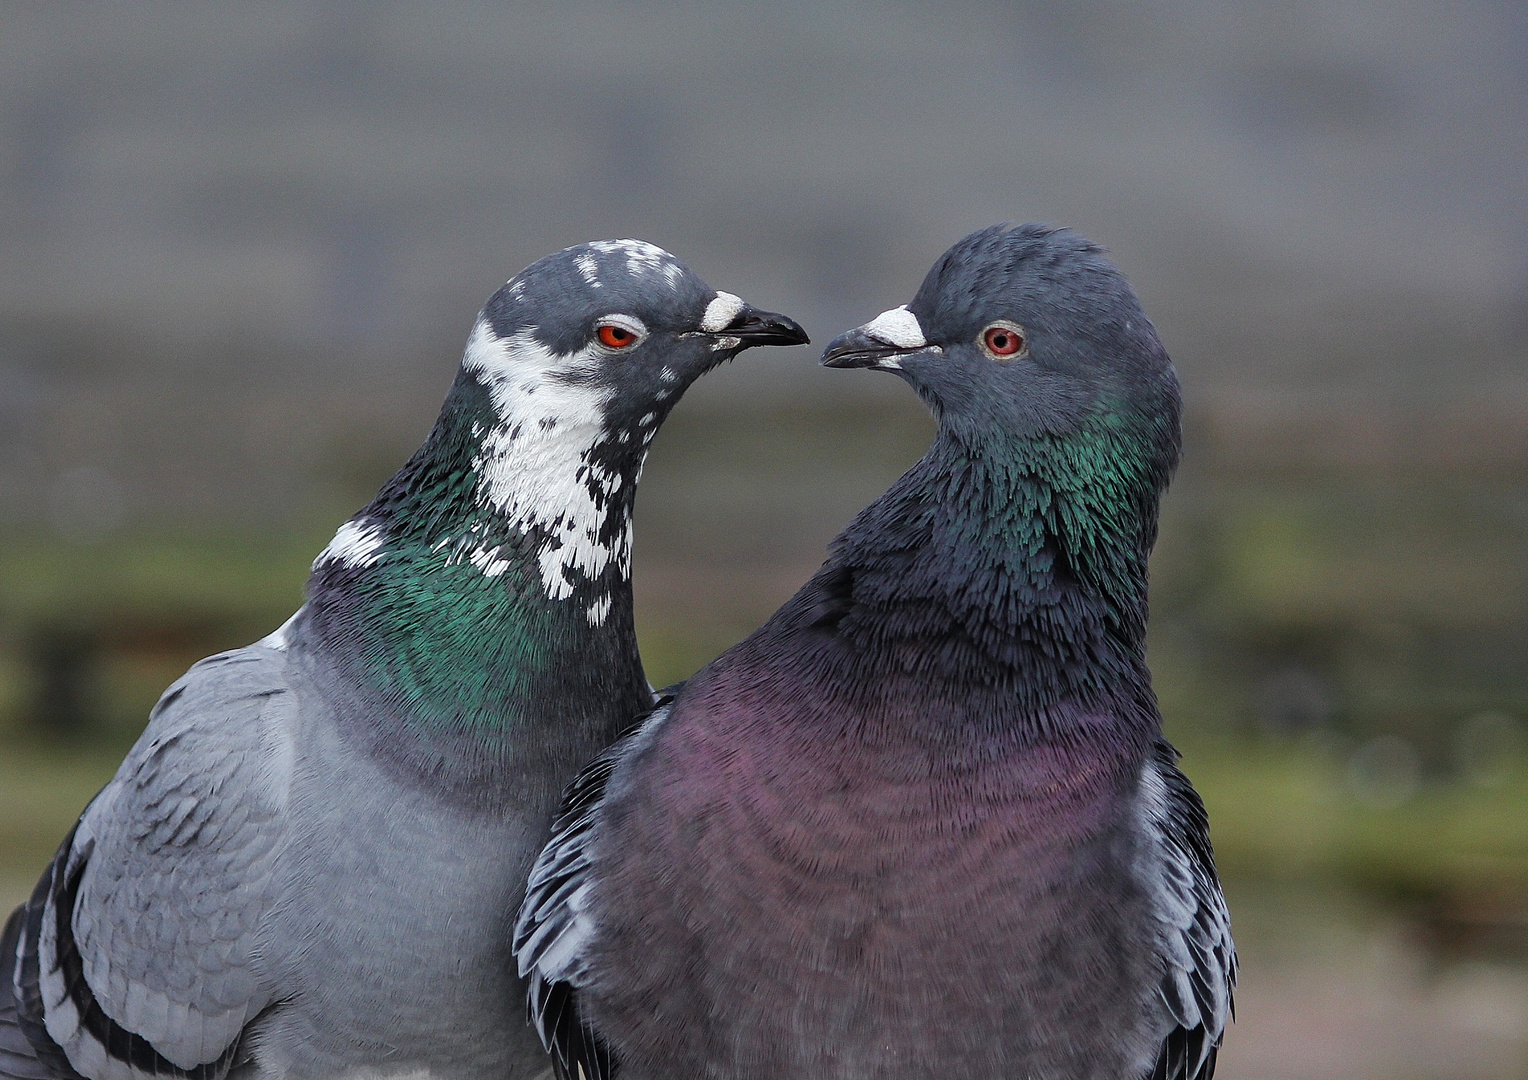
<box><xmin>597</xmin><ymin>323</ymin><xmax>638</xmax><ymax>349</ymax></box>
<box><xmin>982</xmin><ymin>324</ymin><xmax>1026</xmax><ymax>358</ymax></box>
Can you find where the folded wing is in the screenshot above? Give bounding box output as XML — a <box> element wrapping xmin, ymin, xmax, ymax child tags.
<box><xmin>515</xmin><ymin>693</ymin><xmax>680</xmax><ymax>1080</ymax></box>
<box><xmin>1141</xmin><ymin>740</ymin><xmax>1237</xmax><ymax>1080</ymax></box>
<box><xmin>6</xmin><ymin>648</ymin><xmax>297</xmax><ymax>1080</ymax></box>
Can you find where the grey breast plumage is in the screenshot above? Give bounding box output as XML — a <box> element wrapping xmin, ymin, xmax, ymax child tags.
<box><xmin>516</xmin><ymin>705</ymin><xmax>1238</xmax><ymax>1080</ymax></box>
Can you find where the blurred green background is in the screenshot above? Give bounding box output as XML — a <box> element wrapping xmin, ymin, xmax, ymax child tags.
<box><xmin>2</xmin><ymin>4</ymin><xmax>1527</xmax><ymax>1078</ymax></box>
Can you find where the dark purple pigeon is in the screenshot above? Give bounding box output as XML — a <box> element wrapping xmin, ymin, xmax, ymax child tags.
<box><xmin>515</xmin><ymin>224</ymin><xmax>1235</xmax><ymax>1080</ymax></box>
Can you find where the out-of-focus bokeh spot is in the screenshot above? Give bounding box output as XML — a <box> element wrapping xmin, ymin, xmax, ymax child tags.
<box><xmin>1</xmin><ymin>4</ymin><xmax>1525</xmax><ymax>1077</ymax></box>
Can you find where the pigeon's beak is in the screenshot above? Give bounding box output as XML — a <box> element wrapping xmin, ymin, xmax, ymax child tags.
<box><xmin>718</xmin><ymin>306</ymin><xmax>810</xmax><ymax>348</ymax></box>
<box><xmin>821</xmin><ymin>327</ymin><xmax>916</xmax><ymax>371</ymax></box>
<box><xmin>821</xmin><ymin>307</ymin><xmax>929</xmax><ymax>371</ymax></box>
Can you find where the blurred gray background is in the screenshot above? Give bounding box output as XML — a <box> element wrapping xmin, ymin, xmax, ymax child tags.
<box><xmin>2</xmin><ymin>4</ymin><xmax>1527</xmax><ymax>1079</ymax></box>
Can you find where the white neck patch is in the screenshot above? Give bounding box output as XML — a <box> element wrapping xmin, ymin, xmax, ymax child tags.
<box><xmin>863</xmin><ymin>305</ymin><xmax>926</xmax><ymax>349</ymax></box>
<box><xmin>314</xmin><ymin>518</ymin><xmax>387</xmax><ymax>571</ymax></box>
<box><xmin>699</xmin><ymin>291</ymin><xmax>745</xmax><ymax>332</ymax></box>
<box><xmin>462</xmin><ymin>319</ymin><xmax>634</xmax><ymax>624</ymax></box>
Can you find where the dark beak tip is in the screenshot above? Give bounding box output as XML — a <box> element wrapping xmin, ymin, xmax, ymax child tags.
<box><xmin>756</xmin><ymin>311</ymin><xmax>810</xmax><ymax>347</ymax></box>
<box><xmin>820</xmin><ymin>327</ymin><xmax>887</xmax><ymax>369</ymax></box>
<box><xmin>782</xmin><ymin>318</ymin><xmax>811</xmax><ymax>347</ymax></box>
<box><xmin>730</xmin><ymin>307</ymin><xmax>810</xmax><ymax>348</ymax></box>
<box><xmin>763</xmin><ymin>316</ymin><xmax>810</xmax><ymax>347</ymax></box>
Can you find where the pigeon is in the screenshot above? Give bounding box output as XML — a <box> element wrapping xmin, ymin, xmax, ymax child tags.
<box><xmin>0</xmin><ymin>239</ymin><xmax>808</xmax><ymax>1080</ymax></box>
<box><xmin>515</xmin><ymin>224</ymin><xmax>1235</xmax><ymax>1080</ymax></box>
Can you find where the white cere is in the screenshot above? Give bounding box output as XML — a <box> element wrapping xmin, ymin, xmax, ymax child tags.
<box><xmin>863</xmin><ymin>305</ymin><xmax>926</xmax><ymax>349</ymax></box>
<box><xmin>699</xmin><ymin>291</ymin><xmax>746</xmax><ymax>332</ymax></box>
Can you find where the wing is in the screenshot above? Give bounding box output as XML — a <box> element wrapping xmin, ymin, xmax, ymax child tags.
<box><xmin>1140</xmin><ymin>739</ymin><xmax>1237</xmax><ymax>1080</ymax></box>
<box><xmin>7</xmin><ymin>647</ymin><xmax>297</xmax><ymax>1080</ymax></box>
<box><xmin>514</xmin><ymin>688</ymin><xmax>681</xmax><ymax>1080</ymax></box>
<box><xmin>2</xmin><ymin>904</ymin><xmax>67</xmax><ymax>1080</ymax></box>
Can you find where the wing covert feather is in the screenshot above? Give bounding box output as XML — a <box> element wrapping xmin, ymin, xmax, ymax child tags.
<box><xmin>515</xmin><ymin>689</ymin><xmax>680</xmax><ymax>1080</ymax></box>
<box><xmin>14</xmin><ymin>647</ymin><xmax>296</xmax><ymax>1080</ymax></box>
<box><xmin>1140</xmin><ymin>740</ymin><xmax>1236</xmax><ymax>1080</ymax></box>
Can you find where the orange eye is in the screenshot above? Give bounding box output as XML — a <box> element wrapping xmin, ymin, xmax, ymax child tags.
<box><xmin>597</xmin><ymin>323</ymin><xmax>638</xmax><ymax>349</ymax></box>
<box><xmin>981</xmin><ymin>324</ymin><xmax>1026</xmax><ymax>358</ymax></box>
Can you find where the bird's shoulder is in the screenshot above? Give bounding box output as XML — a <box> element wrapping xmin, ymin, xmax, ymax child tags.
<box><xmin>8</xmin><ymin>641</ymin><xmax>300</xmax><ymax>1080</ymax></box>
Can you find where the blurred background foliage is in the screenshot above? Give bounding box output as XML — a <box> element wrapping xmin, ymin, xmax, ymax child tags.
<box><xmin>1</xmin><ymin>4</ymin><xmax>1526</xmax><ymax>1077</ymax></box>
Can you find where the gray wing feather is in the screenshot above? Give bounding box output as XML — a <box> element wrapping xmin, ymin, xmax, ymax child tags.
<box><xmin>21</xmin><ymin>646</ymin><xmax>295</xmax><ymax>1080</ymax></box>
<box><xmin>514</xmin><ymin>692</ymin><xmax>677</xmax><ymax>1080</ymax></box>
<box><xmin>2</xmin><ymin>906</ymin><xmax>62</xmax><ymax>1080</ymax></box>
<box><xmin>1140</xmin><ymin>740</ymin><xmax>1236</xmax><ymax>1080</ymax></box>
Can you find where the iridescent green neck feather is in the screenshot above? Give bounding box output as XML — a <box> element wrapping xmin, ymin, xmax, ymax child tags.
<box><xmin>829</xmin><ymin>399</ymin><xmax>1174</xmax><ymax>710</ymax></box>
<box><xmin>301</xmin><ymin>371</ymin><xmax>649</xmax><ymax>741</ymax></box>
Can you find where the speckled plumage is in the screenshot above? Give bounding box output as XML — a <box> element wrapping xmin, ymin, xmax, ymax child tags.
<box><xmin>517</xmin><ymin>224</ymin><xmax>1235</xmax><ymax>1080</ymax></box>
<box><xmin>0</xmin><ymin>241</ymin><xmax>807</xmax><ymax>1080</ymax></box>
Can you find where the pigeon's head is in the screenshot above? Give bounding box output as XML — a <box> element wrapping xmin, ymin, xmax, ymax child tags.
<box><xmin>821</xmin><ymin>224</ymin><xmax>1180</xmax><ymax>476</ymax></box>
<box><xmin>465</xmin><ymin>239</ymin><xmax>807</xmax><ymax>439</ymax></box>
